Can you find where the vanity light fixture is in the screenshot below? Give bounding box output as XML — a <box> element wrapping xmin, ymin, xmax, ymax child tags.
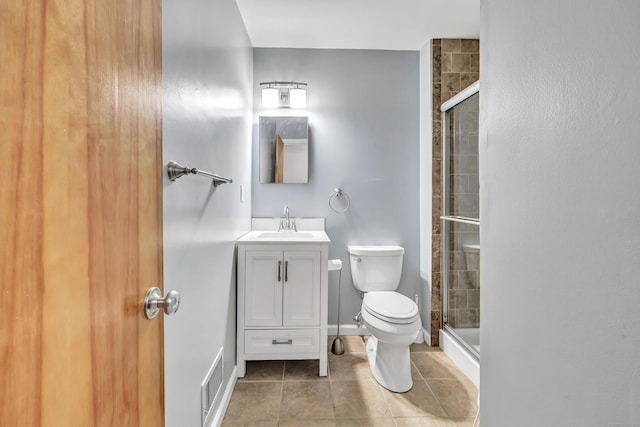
<box><xmin>260</xmin><ymin>81</ymin><xmax>307</xmax><ymax>108</ymax></box>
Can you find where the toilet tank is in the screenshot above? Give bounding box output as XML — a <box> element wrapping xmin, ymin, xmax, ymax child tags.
<box><xmin>347</xmin><ymin>245</ymin><xmax>404</xmax><ymax>292</ymax></box>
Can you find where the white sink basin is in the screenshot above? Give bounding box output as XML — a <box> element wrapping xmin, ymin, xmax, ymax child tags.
<box><xmin>258</xmin><ymin>231</ymin><xmax>315</xmax><ymax>239</ymax></box>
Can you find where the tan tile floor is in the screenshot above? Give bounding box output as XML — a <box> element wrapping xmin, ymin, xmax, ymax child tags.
<box><xmin>222</xmin><ymin>336</ymin><xmax>478</xmax><ymax>427</ymax></box>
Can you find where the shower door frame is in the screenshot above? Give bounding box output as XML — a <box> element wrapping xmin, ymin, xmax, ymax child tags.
<box><xmin>440</xmin><ymin>81</ymin><xmax>480</xmax><ymax>361</ymax></box>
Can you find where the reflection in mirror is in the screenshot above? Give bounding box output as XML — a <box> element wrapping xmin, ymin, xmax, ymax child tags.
<box><xmin>259</xmin><ymin>116</ymin><xmax>309</xmax><ymax>183</ymax></box>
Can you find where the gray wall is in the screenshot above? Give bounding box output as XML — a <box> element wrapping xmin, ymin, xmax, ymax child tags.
<box><xmin>252</xmin><ymin>49</ymin><xmax>421</xmax><ymax>330</ymax></box>
<box><xmin>481</xmin><ymin>0</ymin><xmax>640</xmax><ymax>425</ymax></box>
<box><xmin>162</xmin><ymin>0</ymin><xmax>252</xmax><ymax>425</ymax></box>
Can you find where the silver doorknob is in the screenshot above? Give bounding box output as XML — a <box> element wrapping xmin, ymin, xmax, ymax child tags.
<box><xmin>144</xmin><ymin>287</ymin><xmax>181</xmax><ymax>319</ymax></box>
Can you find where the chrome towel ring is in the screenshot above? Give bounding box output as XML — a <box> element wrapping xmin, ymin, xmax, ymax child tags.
<box><xmin>329</xmin><ymin>188</ymin><xmax>351</xmax><ymax>213</ymax></box>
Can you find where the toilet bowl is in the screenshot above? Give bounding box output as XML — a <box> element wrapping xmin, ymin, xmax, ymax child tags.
<box><xmin>348</xmin><ymin>245</ymin><xmax>421</xmax><ymax>393</ymax></box>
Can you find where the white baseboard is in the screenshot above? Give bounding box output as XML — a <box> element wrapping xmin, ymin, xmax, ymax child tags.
<box><xmin>423</xmin><ymin>327</ymin><xmax>431</xmax><ymax>346</ymax></box>
<box><xmin>209</xmin><ymin>366</ymin><xmax>238</xmax><ymax>427</ymax></box>
<box><xmin>328</xmin><ymin>323</ymin><xmax>369</xmax><ymax>336</ymax></box>
<box><xmin>413</xmin><ymin>327</ymin><xmax>427</xmax><ymax>344</ymax></box>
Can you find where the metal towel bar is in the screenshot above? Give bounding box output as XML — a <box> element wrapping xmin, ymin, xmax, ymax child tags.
<box><xmin>167</xmin><ymin>161</ymin><xmax>232</xmax><ymax>187</ymax></box>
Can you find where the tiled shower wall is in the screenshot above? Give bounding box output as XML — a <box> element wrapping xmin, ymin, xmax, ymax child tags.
<box><xmin>430</xmin><ymin>39</ymin><xmax>479</xmax><ymax>345</ymax></box>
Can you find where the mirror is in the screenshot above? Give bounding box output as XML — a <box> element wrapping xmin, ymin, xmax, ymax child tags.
<box><xmin>259</xmin><ymin>116</ymin><xmax>309</xmax><ymax>183</ymax></box>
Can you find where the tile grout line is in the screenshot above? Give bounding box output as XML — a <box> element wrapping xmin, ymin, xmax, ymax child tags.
<box><xmin>328</xmin><ymin>358</ymin><xmax>337</xmax><ymax>421</ymax></box>
<box><xmin>410</xmin><ymin>359</ymin><xmax>424</xmax><ymax>381</ymax></box>
<box><xmin>277</xmin><ymin>368</ymin><xmax>284</xmax><ymax>424</ymax></box>
<box><xmin>422</xmin><ymin>377</ymin><xmax>450</xmax><ymax>419</ymax></box>
<box><xmin>327</xmin><ymin>371</ymin><xmax>337</xmax><ymax>422</ymax></box>
<box><xmin>372</xmin><ymin>377</ymin><xmax>394</xmax><ymax>420</ymax></box>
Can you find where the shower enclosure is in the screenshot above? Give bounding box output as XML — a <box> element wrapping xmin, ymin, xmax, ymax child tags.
<box><xmin>441</xmin><ymin>81</ymin><xmax>480</xmax><ymax>365</ymax></box>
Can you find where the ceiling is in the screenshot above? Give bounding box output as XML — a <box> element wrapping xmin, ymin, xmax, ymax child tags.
<box><xmin>235</xmin><ymin>0</ymin><xmax>480</xmax><ymax>51</ymax></box>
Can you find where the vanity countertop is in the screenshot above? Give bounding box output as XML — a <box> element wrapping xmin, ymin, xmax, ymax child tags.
<box><xmin>236</xmin><ymin>218</ymin><xmax>330</xmax><ymax>243</ymax></box>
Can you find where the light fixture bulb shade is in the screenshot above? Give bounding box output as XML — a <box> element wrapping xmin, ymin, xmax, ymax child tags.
<box><xmin>262</xmin><ymin>87</ymin><xmax>279</xmax><ymax>108</ymax></box>
<box><xmin>290</xmin><ymin>88</ymin><xmax>307</xmax><ymax>108</ymax></box>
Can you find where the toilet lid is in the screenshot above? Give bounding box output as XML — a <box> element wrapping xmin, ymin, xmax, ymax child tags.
<box><xmin>363</xmin><ymin>292</ymin><xmax>419</xmax><ymax>324</ymax></box>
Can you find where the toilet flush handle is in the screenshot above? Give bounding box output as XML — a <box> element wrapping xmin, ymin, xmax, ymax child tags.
<box><xmin>352</xmin><ymin>256</ymin><xmax>361</xmax><ymax>262</ymax></box>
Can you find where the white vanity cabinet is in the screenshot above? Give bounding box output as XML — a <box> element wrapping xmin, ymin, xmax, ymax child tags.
<box><xmin>244</xmin><ymin>250</ymin><xmax>320</xmax><ymax>327</ymax></box>
<box><xmin>236</xmin><ymin>239</ymin><xmax>329</xmax><ymax>378</ymax></box>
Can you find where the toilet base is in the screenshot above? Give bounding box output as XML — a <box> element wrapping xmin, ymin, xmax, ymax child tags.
<box><xmin>366</xmin><ymin>336</ymin><xmax>413</xmax><ymax>393</ymax></box>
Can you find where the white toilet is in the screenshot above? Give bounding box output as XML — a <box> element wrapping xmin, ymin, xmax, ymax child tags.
<box><xmin>348</xmin><ymin>245</ymin><xmax>421</xmax><ymax>393</ymax></box>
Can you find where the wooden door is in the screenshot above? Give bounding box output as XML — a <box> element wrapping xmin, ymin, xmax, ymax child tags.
<box><xmin>0</xmin><ymin>0</ymin><xmax>163</xmax><ymax>425</ymax></box>
<box><xmin>282</xmin><ymin>251</ymin><xmax>321</xmax><ymax>326</ymax></box>
<box><xmin>244</xmin><ymin>251</ymin><xmax>283</xmax><ymax>327</ymax></box>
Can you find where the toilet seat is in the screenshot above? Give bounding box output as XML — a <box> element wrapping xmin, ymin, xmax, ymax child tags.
<box><xmin>363</xmin><ymin>291</ymin><xmax>419</xmax><ymax>324</ymax></box>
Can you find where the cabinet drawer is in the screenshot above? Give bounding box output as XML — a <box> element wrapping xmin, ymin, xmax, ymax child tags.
<box><xmin>244</xmin><ymin>329</ymin><xmax>320</xmax><ymax>354</ymax></box>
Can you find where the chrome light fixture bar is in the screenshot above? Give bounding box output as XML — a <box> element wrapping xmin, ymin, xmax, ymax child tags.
<box><xmin>260</xmin><ymin>81</ymin><xmax>307</xmax><ymax>108</ymax></box>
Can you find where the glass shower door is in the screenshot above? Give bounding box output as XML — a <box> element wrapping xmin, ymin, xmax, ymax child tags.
<box><xmin>441</xmin><ymin>84</ymin><xmax>480</xmax><ymax>359</ymax></box>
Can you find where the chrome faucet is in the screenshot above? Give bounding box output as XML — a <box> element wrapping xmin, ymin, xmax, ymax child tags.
<box><xmin>278</xmin><ymin>205</ymin><xmax>297</xmax><ymax>231</ymax></box>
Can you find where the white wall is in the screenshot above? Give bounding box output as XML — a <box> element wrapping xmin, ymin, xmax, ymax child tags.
<box><xmin>252</xmin><ymin>48</ymin><xmax>421</xmax><ymax>333</ymax></box>
<box><xmin>419</xmin><ymin>41</ymin><xmax>433</xmax><ymax>344</ymax></box>
<box><xmin>481</xmin><ymin>1</ymin><xmax>640</xmax><ymax>425</ymax></box>
<box><xmin>162</xmin><ymin>0</ymin><xmax>252</xmax><ymax>425</ymax></box>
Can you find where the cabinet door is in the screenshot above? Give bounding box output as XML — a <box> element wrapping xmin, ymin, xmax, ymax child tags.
<box><xmin>245</xmin><ymin>251</ymin><xmax>283</xmax><ymax>327</ymax></box>
<box><xmin>282</xmin><ymin>251</ymin><xmax>321</xmax><ymax>326</ymax></box>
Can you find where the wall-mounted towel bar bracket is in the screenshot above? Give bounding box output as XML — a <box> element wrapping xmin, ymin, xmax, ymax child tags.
<box><xmin>167</xmin><ymin>161</ymin><xmax>232</xmax><ymax>187</ymax></box>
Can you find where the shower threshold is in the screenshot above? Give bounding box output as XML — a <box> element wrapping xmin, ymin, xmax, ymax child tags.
<box><xmin>440</xmin><ymin>326</ymin><xmax>480</xmax><ymax>388</ymax></box>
